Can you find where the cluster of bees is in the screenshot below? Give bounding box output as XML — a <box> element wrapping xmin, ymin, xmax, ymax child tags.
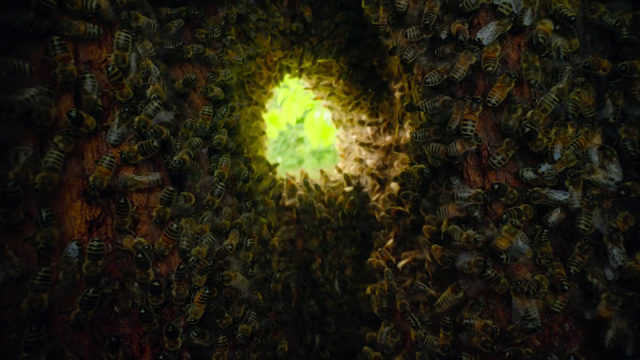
<box><xmin>0</xmin><ymin>0</ymin><xmax>392</xmax><ymax>358</ymax></box>
<box><xmin>354</xmin><ymin>0</ymin><xmax>640</xmax><ymax>359</ymax></box>
<box><xmin>1</xmin><ymin>0</ymin><xmax>640</xmax><ymax>359</ymax></box>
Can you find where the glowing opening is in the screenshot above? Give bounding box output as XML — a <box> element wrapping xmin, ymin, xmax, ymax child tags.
<box><xmin>264</xmin><ymin>75</ymin><xmax>339</xmax><ymax>179</ymax></box>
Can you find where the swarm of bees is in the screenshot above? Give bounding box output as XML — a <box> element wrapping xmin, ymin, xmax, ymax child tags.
<box><xmin>1</xmin><ymin>0</ymin><xmax>640</xmax><ymax>359</ymax></box>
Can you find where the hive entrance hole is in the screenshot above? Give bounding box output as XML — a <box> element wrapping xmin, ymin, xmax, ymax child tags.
<box><xmin>263</xmin><ymin>75</ymin><xmax>339</xmax><ymax>179</ymax></box>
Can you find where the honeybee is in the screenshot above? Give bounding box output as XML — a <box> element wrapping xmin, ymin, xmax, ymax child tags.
<box><xmin>69</xmin><ymin>287</ymin><xmax>101</xmax><ymax>328</ymax></box>
<box><xmin>449</xmin><ymin>48</ymin><xmax>479</xmax><ymax>82</ymax></box>
<box><xmin>482</xmin><ymin>41</ymin><xmax>501</xmax><ymax>73</ymax></box>
<box><xmin>520</xmin><ymin>52</ymin><xmax>541</xmax><ymax>87</ymax></box>
<box><xmin>460</xmin><ymin>96</ymin><xmax>483</xmax><ymax>138</ymax></box>
<box><xmin>82</xmin><ymin>237</ymin><xmax>104</xmax><ymax>282</ymax></box>
<box><xmin>582</xmin><ymin>58</ymin><xmax>612</xmax><ymax>75</ymax></box>
<box><xmin>119</xmin><ymin>140</ymin><xmax>160</xmax><ymax>164</ymax></box>
<box><xmin>422</xmin><ymin>0</ymin><xmax>441</xmax><ymax>27</ymax></box>
<box><xmin>111</xmin><ymin>29</ymin><xmax>132</xmax><ymax>69</ymax></box>
<box><xmin>451</xmin><ymin>19</ymin><xmax>470</xmax><ymax>43</ymax></box>
<box><xmin>105</xmin><ymin>64</ymin><xmax>133</xmax><ymax>103</ymax></box>
<box><xmin>200</xmin><ymin>84</ymin><xmax>225</xmax><ymax>101</ymax></box>
<box><xmin>434</xmin><ymin>280</ymin><xmax>467</xmax><ymax>313</ymax></box>
<box><xmin>463</xmin><ymin>317</ymin><xmax>499</xmax><ymax>339</ymax></box>
<box><xmin>447</xmin><ymin>134</ymin><xmax>483</xmax><ymax>157</ymax></box>
<box><xmin>567</xmin><ymin>240</ymin><xmax>592</xmax><ymax>276</ymax></box>
<box><xmin>606</xmin><ymin>212</ymin><xmax>635</xmax><ymax>234</ymax></box>
<box><xmin>115</xmin><ymin>172</ymin><xmax>162</xmax><ymax>192</ymax></box>
<box><xmin>550</xmin><ymin>0</ymin><xmax>577</xmax><ymax>28</ymax></box>
<box><xmin>526</xmin><ymin>274</ymin><xmax>549</xmax><ymax>297</ymax></box>
<box><xmin>56</xmin><ymin>19</ymin><xmax>102</xmax><ymax>39</ymax></box>
<box><xmin>423</xmin><ymin>63</ymin><xmax>451</xmax><ymax>87</ymax></box>
<box><xmin>549</xmin><ymin>34</ymin><xmax>580</xmax><ymax>61</ymax></box>
<box><xmin>489</xmin><ymin>138</ymin><xmax>519</xmax><ymax>169</ymax></box>
<box><xmin>86</xmin><ymin>154</ymin><xmax>116</xmax><ymax>200</ymax></box>
<box><xmin>49</xmin><ymin>36</ymin><xmax>77</xmax><ymax>86</ymax></box>
<box><xmin>489</xmin><ymin>182</ymin><xmax>519</xmax><ymax>204</ymax></box>
<box><xmin>120</xmin><ymin>10</ymin><xmax>158</xmax><ymax>32</ymax></box>
<box><xmin>532</xmin><ymin>18</ymin><xmax>553</xmax><ymax>46</ymax></box>
<box><xmin>486</xmin><ymin>71</ymin><xmax>517</xmax><ymax>107</ymax></box>
<box><xmin>445</xmin><ymin>96</ymin><xmax>470</xmax><ymax>134</ymax></box>
<box><xmin>459</xmin><ymin>0</ymin><xmax>487</xmax><ymax>13</ymax></box>
<box><xmin>475</xmin><ymin>17</ymin><xmax>512</xmax><ymax>45</ymax></box>
<box><xmin>138</xmin><ymin>304</ymin><xmax>159</xmax><ymax>332</ymax></box>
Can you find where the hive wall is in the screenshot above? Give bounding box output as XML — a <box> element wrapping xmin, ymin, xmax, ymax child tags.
<box><xmin>0</xmin><ymin>0</ymin><xmax>639</xmax><ymax>359</ymax></box>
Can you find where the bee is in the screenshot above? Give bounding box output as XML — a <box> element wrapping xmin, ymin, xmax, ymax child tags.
<box><xmin>549</xmin><ymin>34</ymin><xmax>580</xmax><ymax>61</ymax></box>
<box><xmin>20</xmin><ymin>323</ymin><xmax>48</xmax><ymax>358</ymax></box>
<box><xmin>134</xmin><ymin>249</ymin><xmax>154</xmax><ymax>283</ymax></box>
<box><xmin>402</xmin><ymin>25</ymin><xmax>432</xmax><ymax>42</ymax></box>
<box><xmin>550</xmin><ymin>0</ymin><xmax>577</xmax><ymax>28</ymax></box>
<box><xmin>443</xmin><ymin>97</ymin><xmax>469</xmax><ymax>134</ymax></box>
<box><xmin>486</xmin><ymin>71</ymin><xmax>517</xmax><ymax>107</ymax></box>
<box><xmin>447</xmin><ymin>134</ymin><xmax>483</xmax><ymax>157</ymax></box>
<box><xmin>575</xmin><ymin>194</ymin><xmax>597</xmax><ymax>235</ymax></box>
<box><xmin>549</xmin><ymin>291</ymin><xmax>569</xmax><ymax>312</ymax></box>
<box><xmin>585</xmin><ymin>2</ymin><xmax>620</xmax><ymax>30</ymax></box>
<box><xmin>162</xmin><ymin>322</ymin><xmax>182</xmax><ymax>353</ymax></box>
<box><xmin>489</xmin><ymin>138</ymin><xmax>519</xmax><ymax>169</ymax></box>
<box><xmin>435</xmin><ymin>43</ymin><xmax>459</xmax><ymax>58</ymax></box>
<box><xmin>34</xmin><ymin>149</ymin><xmax>66</xmax><ymax>192</ymax></box>
<box><xmin>58</xmin><ymin>240</ymin><xmax>81</xmax><ymax>289</ymax></box>
<box><xmin>115</xmin><ymin>172</ymin><xmax>162</xmax><ymax>192</ymax></box>
<box><xmin>606</xmin><ymin>212</ymin><xmax>635</xmax><ymax>234</ymax></box>
<box><xmin>154</xmin><ymin>222</ymin><xmax>180</xmax><ymax>257</ymax></box>
<box><xmin>422</xmin><ymin>0</ymin><xmax>441</xmax><ymax>27</ymax></box>
<box><xmin>526</xmin><ymin>274</ymin><xmax>549</xmax><ymax>297</ymax></box>
<box><xmin>119</xmin><ymin>140</ymin><xmax>160</xmax><ymax>164</ymax></box>
<box><xmin>147</xmin><ymin>279</ymin><xmax>165</xmax><ymax>307</ymax></box>
<box><xmin>69</xmin><ymin>287</ymin><xmax>101</xmax><ymax>328</ymax></box>
<box><xmin>451</xmin><ymin>19</ymin><xmax>470</xmax><ymax>43</ymax></box>
<box><xmin>138</xmin><ymin>304</ymin><xmax>159</xmax><ymax>332</ymax></box>
<box><xmin>532</xmin><ymin>18</ymin><xmax>553</xmax><ymax>46</ymax></box>
<box><xmin>424</xmin><ymin>335</ymin><xmax>451</xmax><ymax>356</ymax></box>
<box><xmin>449</xmin><ymin>48</ymin><xmax>479</xmax><ymax>82</ymax></box>
<box><xmin>519</xmin><ymin>51</ymin><xmax>541</xmax><ymax>87</ymax></box>
<box><xmin>111</xmin><ymin>29</ymin><xmax>132</xmax><ymax>69</ymax></box>
<box><xmin>186</xmin><ymin>287</ymin><xmax>213</xmax><ymax>324</ymax></box>
<box><xmin>86</xmin><ymin>154</ymin><xmax>116</xmax><ymax>199</ymax></box>
<box><xmin>82</xmin><ymin>237</ymin><xmax>104</xmax><ymax>281</ymax></box>
<box><xmin>64</xmin><ymin>0</ymin><xmax>99</xmax><ymax>12</ymax></box>
<box><xmin>434</xmin><ymin>280</ymin><xmax>467</xmax><ymax>313</ymax></box>
<box><xmin>66</xmin><ymin>109</ymin><xmax>97</xmax><ymax>134</ymax></box>
<box><xmin>56</xmin><ymin>19</ymin><xmax>103</xmax><ymax>38</ymax></box>
<box><xmin>475</xmin><ymin>18</ymin><xmax>512</xmax><ymax>45</ymax></box>
<box><xmin>423</xmin><ymin>63</ymin><xmax>451</xmax><ymax>87</ymax></box>
<box><xmin>173</xmin><ymin>73</ymin><xmax>197</xmax><ymax>95</ymax></box>
<box><xmin>500</xmin><ymin>204</ymin><xmax>534</xmax><ymax>225</ymax></box>
<box><xmin>163</xmin><ymin>19</ymin><xmax>185</xmax><ymax>36</ymax></box>
<box><xmin>103</xmin><ymin>335</ymin><xmax>122</xmax><ymax>360</ymax></box>
<box><xmin>401</xmin><ymin>42</ymin><xmax>428</xmax><ymax>64</ymax></box>
<box><xmin>548</xmin><ymin>261</ymin><xmax>571</xmax><ymax>293</ymax></box>
<box><xmin>482</xmin><ymin>42</ymin><xmax>501</xmax><ymax>73</ymax></box>
<box><xmin>0</xmin><ymin>57</ymin><xmax>36</xmax><ymax>78</ymax></box>
<box><xmin>489</xmin><ymin>182</ymin><xmax>519</xmax><ymax>204</ymax></box>
<box><xmin>581</xmin><ymin>58</ymin><xmax>611</xmax><ymax>75</ymax></box>
<box><xmin>171</xmin><ymin>263</ymin><xmax>190</xmax><ymax>304</ymax></box>
<box><xmin>22</xmin><ymin>266</ymin><xmax>51</xmax><ymax>319</ymax></box>
<box><xmin>50</xmin><ymin>36</ymin><xmax>77</xmax><ymax>86</ymax></box>
<box><xmin>616</xmin><ymin>60</ymin><xmax>640</xmax><ymax>78</ymax></box>
<box><xmin>196</xmin><ymin>105</ymin><xmax>214</xmax><ymax>136</ymax></box>
<box><xmin>105</xmin><ymin>64</ymin><xmax>133</xmax><ymax>103</ymax></box>
<box><xmin>459</xmin><ymin>0</ymin><xmax>486</xmax><ymax>13</ymax></box>
<box><xmin>460</xmin><ymin>96</ymin><xmax>483</xmax><ymax>138</ymax></box>
<box><xmin>78</xmin><ymin>70</ymin><xmax>102</xmax><ymax>118</ymax></box>
<box><xmin>120</xmin><ymin>10</ymin><xmax>158</xmax><ymax>32</ymax></box>
<box><xmin>463</xmin><ymin>317</ymin><xmax>499</xmax><ymax>339</ymax></box>
<box><xmin>567</xmin><ymin>240</ymin><xmax>592</xmax><ymax>276</ymax></box>
<box><xmin>617</xmin><ymin>181</ymin><xmax>640</xmax><ymax>198</ymax></box>
<box><xmin>200</xmin><ymin>84</ymin><xmax>224</xmax><ymax>102</ymax></box>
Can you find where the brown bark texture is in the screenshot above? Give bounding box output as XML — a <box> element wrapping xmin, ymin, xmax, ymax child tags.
<box><xmin>0</xmin><ymin>0</ymin><xmax>640</xmax><ymax>360</ymax></box>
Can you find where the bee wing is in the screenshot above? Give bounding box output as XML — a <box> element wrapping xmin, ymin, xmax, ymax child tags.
<box><xmin>605</xmin><ymin>159</ymin><xmax>623</xmax><ymax>183</ymax></box>
<box><xmin>511</xmin><ymin>0</ymin><xmax>524</xmax><ymax>14</ymax></box>
<box><xmin>475</xmin><ymin>21</ymin><xmax>502</xmax><ymax>46</ymax></box>
<box><xmin>541</xmin><ymin>189</ymin><xmax>570</xmax><ymax>202</ymax></box>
